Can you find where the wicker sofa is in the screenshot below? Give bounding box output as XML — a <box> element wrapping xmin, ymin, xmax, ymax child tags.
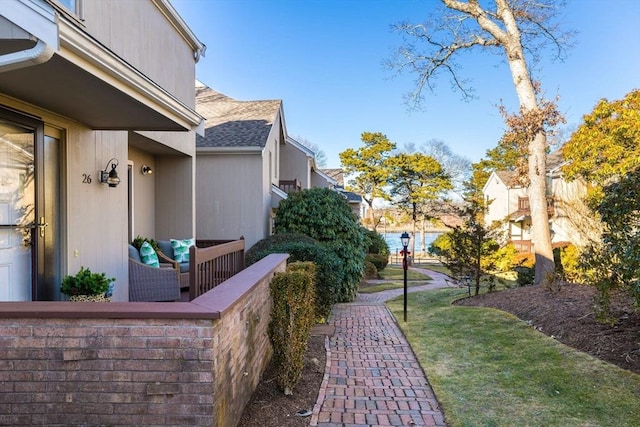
<box><xmin>128</xmin><ymin>244</ymin><xmax>181</xmax><ymax>302</ymax></box>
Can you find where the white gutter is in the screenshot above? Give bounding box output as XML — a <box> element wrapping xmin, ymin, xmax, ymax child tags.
<box><xmin>196</xmin><ymin>146</ymin><xmax>263</xmax><ymax>155</ymax></box>
<box><xmin>0</xmin><ymin>0</ymin><xmax>58</xmax><ymax>72</ymax></box>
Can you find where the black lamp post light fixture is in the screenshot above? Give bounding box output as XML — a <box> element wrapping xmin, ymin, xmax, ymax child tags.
<box><xmin>401</xmin><ymin>231</ymin><xmax>410</xmax><ymax>322</ymax></box>
<box><xmin>99</xmin><ymin>158</ymin><xmax>120</xmax><ymax>188</ymax></box>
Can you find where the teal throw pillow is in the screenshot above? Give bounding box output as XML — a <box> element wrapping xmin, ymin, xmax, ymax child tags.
<box><xmin>139</xmin><ymin>241</ymin><xmax>159</xmax><ymax>268</ymax></box>
<box><xmin>171</xmin><ymin>238</ymin><xmax>195</xmax><ymax>263</ymax></box>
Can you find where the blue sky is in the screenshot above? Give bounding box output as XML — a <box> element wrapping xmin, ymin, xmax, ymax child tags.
<box><xmin>172</xmin><ymin>0</ymin><xmax>640</xmax><ymax>168</ymax></box>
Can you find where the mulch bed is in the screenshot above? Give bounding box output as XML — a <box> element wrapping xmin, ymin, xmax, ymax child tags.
<box><xmin>455</xmin><ymin>282</ymin><xmax>640</xmax><ymax>374</ymax></box>
<box><xmin>237</xmin><ymin>327</ymin><xmax>329</xmax><ymax>427</ymax></box>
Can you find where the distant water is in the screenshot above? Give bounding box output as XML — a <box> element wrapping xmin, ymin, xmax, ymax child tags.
<box><xmin>381</xmin><ymin>231</ymin><xmax>442</xmax><ymax>254</ymax></box>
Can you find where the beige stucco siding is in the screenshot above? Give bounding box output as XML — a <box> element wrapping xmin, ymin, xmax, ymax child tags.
<box><xmin>311</xmin><ymin>171</ymin><xmax>331</xmax><ymax>188</ymax></box>
<box><xmin>134</xmin><ymin>130</ymin><xmax>196</xmax><ymax>157</ymax></box>
<box><xmin>548</xmin><ymin>175</ymin><xmax>588</xmax><ymax>246</ymax></box>
<box><xmin>196</xmin><ymin>154</ymin><xmax>266</xmax><ymax>249</ymax></box>
<box><xmin>280</xmin><ymin>141</ymin><xmax>311</xmax><ymax>189</ymax></box>
<box><xmin>154</xmin><ymin>154</ymin><xmax>195</xmax><ymax>240</ymax></box>
<box><xmin>127</xmin><ymin>148</ymin><xmax>156</xmax><ymax>239</ymax></box>
<box><xmin>484</xmin><ymin>174</ymin><xmax>509</xmax><ymax>225</ymax></box>
<box><xmin>80</xmin><ymin>0</ymin><xmax>197</xmax><ymax>107</ymax></box>
<box><xmin>483</xmin><ymin>173</ymin><xmax>526</xmax><ymax>226</ymax></box>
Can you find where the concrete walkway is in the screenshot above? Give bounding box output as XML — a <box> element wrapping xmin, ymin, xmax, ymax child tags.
<box><xmin>310</xmin><ymin>267</ymin><xmax>455</xmax><ymax>427</ymax></box>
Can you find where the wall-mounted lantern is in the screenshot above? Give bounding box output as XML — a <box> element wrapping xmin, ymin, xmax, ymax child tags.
<box><xmin>140</xmin><ymin>165</ymin><xmax>153</xmax><ymax>175</ymax></box>
<box><xmin>99</xmin><ymin>158</ymin><xmax>120</xmax><ymax>188</ymax></box>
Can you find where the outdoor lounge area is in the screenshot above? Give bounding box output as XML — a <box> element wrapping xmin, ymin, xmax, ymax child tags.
<box><xmin>128</xmin><ymin>238</ymin><xmax>246</xmax><ymax>302</ymax></box>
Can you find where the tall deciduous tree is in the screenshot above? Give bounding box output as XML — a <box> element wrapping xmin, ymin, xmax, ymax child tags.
<box><xmin>339</xmin><ymin>132</ymin><xmax>396</xmax><ymax>229</ymax></box>
<box><xmin>417</xmin><ymin>140</ymin><xmax>470</xmax><ymax>250</ymax></box>
<box><xmin>387</xmin><ymin>152</ymin><xmax>452</xmax><ymax>254</ymax></box>
<box><xmin>420</xmin><ymin>139</ymin><xmax>471</xmax><ymax>195</ymax></box>
<box><xmin>388</xmin><ymin>0</ymin><xmax>573</xmax><ymax>285</ymax></box>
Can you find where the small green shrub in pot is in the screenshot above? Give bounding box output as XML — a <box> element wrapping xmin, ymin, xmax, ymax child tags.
<box><xmin>61</xmin><ymin>266</ymin><xmax>115</xmax><ymax>300</ymax></box>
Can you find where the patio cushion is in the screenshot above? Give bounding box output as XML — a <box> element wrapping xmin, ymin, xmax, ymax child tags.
<box><xmin>157</xmin><ymin>240</ymin><xmax>174</xmax><ymax>259</ymax></box>
<box><xmin>128</xmin><ymin>244</ymin><xmax>141</xmax><ymax>263</ymax></box>
<box><xmin>170</xmin><ymin>238</ymin><xmax>195</xmax><ymax>263</ymax></box>
<box><xmin>139</xmin><ymin>241</ymin><xmax>159</xmax><ymax>268</ymax></box>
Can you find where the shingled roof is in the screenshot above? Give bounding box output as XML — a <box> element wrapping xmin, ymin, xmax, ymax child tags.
<box><xmin>495</xmin><ymin>170</ymin><xmax>521</xmax><ymax>188</ymax></box>
<box><xmin>195</xmin><ymin>83</ymin><xmax>282</xmax><ymax>149</ymax></box>
<box><xmin>321</xmin><ymin>168</ymin><xmax>344</xmax><ymax>187</ymax></box>
<box><xmin>494</xmin><ymin>149</ymin><xmax>566</xmax><ymax>187</ymax></box>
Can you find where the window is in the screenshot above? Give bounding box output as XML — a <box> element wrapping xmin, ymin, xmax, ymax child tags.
<box><xmin>55</xmin><ymin>0</ymin><xmax>81</xmax><ymax>16</ymax></box>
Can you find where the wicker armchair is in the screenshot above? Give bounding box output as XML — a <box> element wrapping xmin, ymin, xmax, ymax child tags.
<box><xmin>128</xmin><ymin>245</ymin><xmax>181</xmax><ymax>302</ymax></box>
<box><xmin>156</xmin><ymin>240</ymin><xmax>190</xmax><ymax>289</ymax></box>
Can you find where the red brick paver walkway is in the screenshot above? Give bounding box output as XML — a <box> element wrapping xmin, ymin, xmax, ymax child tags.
<box><xmin>310</xmin><ymin>267</ymin><xmax>453</xmax><ymax>426</ymax></box>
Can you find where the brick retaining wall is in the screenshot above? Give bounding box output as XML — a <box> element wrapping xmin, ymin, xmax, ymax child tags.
<box><xmin>0</xmin><ymin>253</ymin><xmax>287</xmax><ymax>427</ymax></box>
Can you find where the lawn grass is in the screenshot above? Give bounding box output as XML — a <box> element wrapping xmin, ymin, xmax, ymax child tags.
<box><xmin>414</xmin><ymin>263</ymin><xmax>451</xmax><ymax>276</ymax></box>
<box><xmin>359</xmin><ymin>266</ymin><xmax>432</xmax><ymax>293</ymax></box>
<box><xmin>358</xmin><ymin>281</ymin><xmax>429</xmax><ymax>294</ymax></box>
<box><xmin>378</xmin><ymin>265</ymin><xmax>431</xmax><ymax>280</ymax></box>
<box><xmin>387</xmin><ymin>289</ymin><xmax>640</xmax><ymax>427</ymax></box>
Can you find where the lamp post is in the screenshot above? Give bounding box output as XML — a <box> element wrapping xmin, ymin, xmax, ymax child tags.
<box><xmin>401</xmin><ymin>232</ymin><xmax>410</xmax><ymax>322</ymax></box>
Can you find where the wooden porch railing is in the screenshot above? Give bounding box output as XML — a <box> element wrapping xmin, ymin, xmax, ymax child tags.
<box><xmin>279</xmin><ymin>179</ymin><xmax>301</xmax><ymax>193</ymax></box>
<box><xmin>510</xmin><ymin>239</ymin><xmax>533</xmax><ymax>254</ymax></box>
<box><xmin>189</xmin><ymin>238</ymin><xmax>245</xmax><ymax>300</ymax></box>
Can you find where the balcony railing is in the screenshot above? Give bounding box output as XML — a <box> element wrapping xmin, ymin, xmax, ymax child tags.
<box><xmin>510</xmin><ymin>239</ymin><xmax>533</xmax><ymax>254</ymax></box>
<box><xmin>189</xmin><ymin>238</ymin><xmax>245</xmax><ymax>300</ymax></box>
<box><xmin>517</xmin><ymin>197</ymin><xmax>555</xmax><ymax>215</ymax></box>
<box><xmin>279</xmin><ymin>179</ymin><xmax>301</xmax><ymax>194</ymax></box>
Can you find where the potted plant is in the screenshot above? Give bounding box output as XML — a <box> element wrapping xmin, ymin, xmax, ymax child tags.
<box><xmin>131</xmin><ymin>235</ymin><xmax>159</xmax><ymax>252</ymax></box>
<box><xmin>61</xmin><ymin>266</ymin><xmax>115</xmax><ymax>302</ymax></box>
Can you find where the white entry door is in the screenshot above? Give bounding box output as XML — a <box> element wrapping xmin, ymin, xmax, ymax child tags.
<box><xmin>0</xmin><ymin>120</ymin><xmax>35</xmax><ymax>301</ymax></box>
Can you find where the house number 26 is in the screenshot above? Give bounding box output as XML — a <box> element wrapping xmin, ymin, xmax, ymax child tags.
<box><xmin>82</xmin><ymin>174</ymin><xmax>92</xmax><ymax>184</ymax></box>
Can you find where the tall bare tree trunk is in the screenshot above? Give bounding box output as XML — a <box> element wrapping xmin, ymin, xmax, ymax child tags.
<box><xmin>497</xmin><ymin>0</ymin><xmax>555</xmax><ymax>284</ymax></box>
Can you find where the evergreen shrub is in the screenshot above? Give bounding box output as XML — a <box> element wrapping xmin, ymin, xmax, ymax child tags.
<box><xmin>246</xmin><ymin>235</ymin><xmax>344</xmax><ymax>320</ymax></box>
<box><xmin>245</xmin><ymin>233</ymin><xmax>317</xmax><ymax>263</ymax></box>
<box><xmin>365</xmin><ymin>253</ymin><xmax>388</xmax><ymax>271</ymax></box>
<box><xmin>274</xmin><ymin>188</ymin><xmax>366</xmax><ymax>302</ymax></box>
<box><xmin>364</xmin><ymin>228</ymin><xmax>390</xmax><ymax>255</ymax></box>
<box><xmin>363</xmin><ymin>260</ymin><xmax>378</xmax><ymax>280</ymax></box>
<box><xmin>268</xmin><ymin>263</ymin><xmax>316</xmax><ymax>395</ymax></box>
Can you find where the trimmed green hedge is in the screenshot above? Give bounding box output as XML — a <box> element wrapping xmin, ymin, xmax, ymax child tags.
<box><xmin>268</xmin><ymin>262</ymin><xmax>316</xmax><ymax>395</ymax></box>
